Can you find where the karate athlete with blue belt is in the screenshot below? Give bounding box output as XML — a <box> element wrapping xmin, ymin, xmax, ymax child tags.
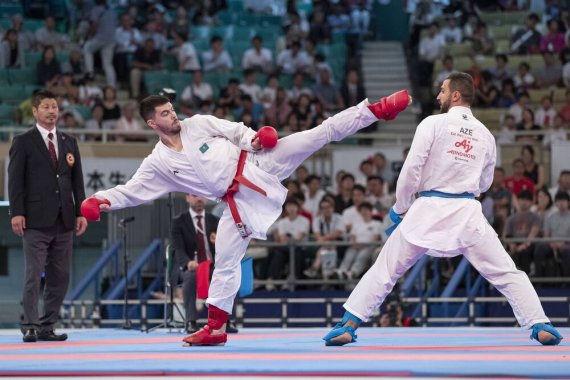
<box><xmin>324</xmin><ymin>72</ymin><xmax>563</xmax><ymax>347</ymax></box>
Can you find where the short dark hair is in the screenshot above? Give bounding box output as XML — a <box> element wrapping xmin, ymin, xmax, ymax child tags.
<box><xmin>521</xmin><ymin>145</ymin><xmax>535</xmax><ymax>157</ymax></box>
<box><xmin>139</xmin><ymin>95</ymin><xmax>170</xmax><ymax>121</ymax></box>
<box><xmin>340</xmin><ymin>173</ymin><xmax>355</xmax><ymax>183</ymax></box>
<box><xmin>358</xmin><ymin>202</ymin><xmax>373</xmax><ymax>212</ymax></box>
<box><xmin>367</xmin><ymin>175</ymin><xmax>384</xmax><ymax>184</ymax></box>
<box><xmin>32</xmin><ymin>89</ymin><xmax>56</xmax><ymax>108</ymax></box>
<box><xmin>447</xmin><ymin>72</ymin><xmax>475</xmax><ymax>105</ymax></box>
<box><xmin>554</xmin><ymin>191</ymin><xmax>570</xmax><ymax>202</ymax></box>
<box><xmin>284</xmin><ymin>197</ymin><xmax>300</xmax><ymax>208</ymax></box>
<box><xmin>352</xmin><ymin>184</ymin><xmax>366</xmax><ymax>194</ymax></box>
<box><xmin>305</xmin><ymin>174</ymin><xmax>321</xmax><ymax>184</ymax></box>
<box><xmin>495</xmin><ymin>166</ymin><xmax>505</xmax><ymax>175</ymax></box>
<box><xmin>518</xmin><ymin>189</ymin><xmax>533</xmax><ymax>201</ymax></box>
<box><xmin>292</xmin><ymin>191</ymin><xmax>305</xmax><ymax>202</ymax></box>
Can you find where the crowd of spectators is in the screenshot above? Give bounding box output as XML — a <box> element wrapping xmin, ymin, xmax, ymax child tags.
<box><xmin>0</xmin><ymin>0</ymin><xmax>372</xmax><ymax>142</ymax></box>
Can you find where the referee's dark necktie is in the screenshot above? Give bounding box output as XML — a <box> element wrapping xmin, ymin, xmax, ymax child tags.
<box><xmin>196</xmin><ymin>215</ymin><xmax>207</xmax><ymax>262</ymax></box>
<box><xmin>48</xmin><ymin>132</ymin><xmax>57</xmax><ymax>168</ymax></box>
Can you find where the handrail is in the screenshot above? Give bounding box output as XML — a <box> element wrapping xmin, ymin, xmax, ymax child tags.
<box><xmin>104</xmin><ymin>239</ymin><xmax>162</xmax><ymax>300</ymax></box>
<box><xmin>66</xmin><ymin>241</ymin><xmax>122</xmax><ymax>301</ymax></box>
<box><xmin>440</xmin><ymin>258</ymin><xmax>471</xmax><ymax>298</ymax></box>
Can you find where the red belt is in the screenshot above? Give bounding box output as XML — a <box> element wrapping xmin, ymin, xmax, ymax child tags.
<box><xmin>222</xmin><ymin>150</ymin><xmax>267</xmax><ymax>238</ymax></box>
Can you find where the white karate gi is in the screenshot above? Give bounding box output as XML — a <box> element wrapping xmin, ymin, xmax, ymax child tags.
<box><xmin>96</xmin><ymin>100</ymin><xmax>378</xmax><ymax>313</ymax></box>
<box><xmin>344</xmin><ymin>106</ymin><xmax>550</xmax><ymax>329</ymax></box>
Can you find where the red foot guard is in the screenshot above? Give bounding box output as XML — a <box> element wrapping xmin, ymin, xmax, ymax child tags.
<box><xmin>182</xmin><ymin>325</ymin><xmax>227</xmax><ymax>346</ymax></box>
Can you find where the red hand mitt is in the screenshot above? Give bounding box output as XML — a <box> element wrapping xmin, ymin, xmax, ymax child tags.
<box><xmin>81</xmin><ymin>197</ymin><xmax>111</xmax><ymax>221</ymax></box>
<box><xmin>257</xmin><ymin>126</ymin><xmax>278</xmax><ymax>148</ymax></box>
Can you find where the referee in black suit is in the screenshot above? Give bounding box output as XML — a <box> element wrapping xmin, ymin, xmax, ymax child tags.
<box><xmin>8</xmin><ymin>90</ymin><xmax>87</xmax><ymax>343</ymax></box>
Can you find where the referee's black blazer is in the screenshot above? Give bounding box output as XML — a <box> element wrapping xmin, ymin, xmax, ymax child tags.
<box><xmin>8</xmin><ymin>126</ymin><xmax>86</xmax><ymax>230</ymax></box>
<box><xmin>172</xmin><ymin>211</ymin><xmax>219</xmax><ymax>271</ymax></box>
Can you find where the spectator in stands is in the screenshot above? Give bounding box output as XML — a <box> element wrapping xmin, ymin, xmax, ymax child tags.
<box><xmin>341</xmin><ymin>69</ymin><xmax>366</xmax><ymax>108</ymax></box>
<box><xmin>521</xmin><ymin>145</ymin><xmax>546</xmax><ymax>190</ymax></box>
<box><xmin>327</xmin><ymin>3</ymin><xmax>351</xmax><ymax>34</ymax></box>
<box><xmin>475</xmin><ymin>71</ymin><xmax>499</xmax><ymax>108</ymax></box>
<box><xmin>172</xmin><ymin>32</ymin><xmax>199</xmax><ymax>72</ymax></box>
<box><xmin>239</xmin><ymin>69</ymin><xmax>262</xmax><ymax>104</ymax></box>
<box><xmin>192</xmin><ymin>1</ymin><xmax>219</xmax><ymax>26</ymax></box>
<box><xmin>563</xmin><ymin>48</ymin><xmax>570</xmax><ymax>87</ymax></box>
<box><xmin>561</xmin><ymin>34</ymin><xmax>570</xmax><ymax>66</ymax></box>
<box><xmin>540</xmin><ymin>18</ymin><xmax>566</xmax><ymax>54</ymax></box>
<box><xmin>35</xmin><ymin>15</ymin><xmax>68</xmax><ymax>51</ymax></box>
<box><xmin>534</xmin><ymin>191</ymin><xmax>570</xmax><ymax>277</ymax></box>
<box><xmin>265</xmin><ymin>198</ymin><xmax>310</xmax><ymax>290</ymax></box>
<box><xmin>313</xmin><ymin>69</ymin><xmax>344</xmax><ymax>114</ymax></box>
<box><xmin>357</xmin><ymin>159</ymin><xmax>375</xmax><ymax>186</ymax></box>
<box><xmin>342</xmin><ymin>184</ymin><xmax>366</xmax><ymax>234</ymax></box>
<box><xmin>140</xmin><ymin>21</ymin><xmax>167</xmax><ymax>52</ymax></box>
<box><xmin>242</xmin><ymin>35</ymin><xmax>273</xmax><ymax>73</ymax></box>
<box><xmin>516</xmin><ymin>108</ymin><xmax>543</xmax><ymax>143</ymax></box>
<box><xmin>277</xmin><ymin>41</ymin><xmax>312</xmax><ymax>75</ymax></box>
<box><xmin>348</xmin><ymin>0</ymin><xmax>372</xmax><ymax>47</ymax></box>
<box><xmin>292</xmin><ymin>93</ymin><xmax>314</xmax><ymax>131</ymax></box>
<box><xmin>327</xmin><ymin>169</ymin><xmax>345</xmax><ymax>195</ymax></box>
<box><xmin>535</xmin><ymin>51</ymin><xmax>562</xmax><ymax>88</ymax></box>
<box><xmin>531</xmin><ymin>187</ymin><xmax>555</xmax><ymax>235</ymax></box>
<box><xmin>462</xmin><ymin>14</ymin><xmax>480</xmax><ymax>42</ymax></box>
<box><xmin>335</xmin><ymin>202</ymin><xmax>382</xmax><ymax>282</ymax></box>
<box><xmin>260</xmin><ymin>74</ymin><xmax>279</xmax><ymax>110</ymax></box>
<box><xmin>8</xmin><ymin>14</ymin><xmax>34</xmax><ymax>52</ymax></box>
<box><xmin>52</xmin><ymin>72</ymin><xmax>79</xmax><ymax>105</ymax></box>
<box><xmin>83</xmin><ymin>0</ymin><xmax>117</xmax><ymax>87</ymax></box>
<box><xmin>334</xmin><ymin>173</ymin><xmax>355</xmax><ymax>214</ymax></box>
<box><xmin>513</xmin><ymin>62</ymin><xmax>535</xmax><ymax>91</ymax></box>
<box><xmin>560</xmin><ymin>89</ymin><xmax>570</xmax><ymax>122</ymax></box>
<box><xmin>234</xmin><ymin>94</ymin><xmax>263</xmax><ymax>129</ymax></box>
<box><xmin>292</xmin><ymin>191</ymin><xmax>313</xmax><ymax>226</ymax></box>
<box><xmin>218</xmin><ymin>78</ymin><xmax>243</xmax><ymax>111</ymax></box>
<box><xmin>433</xmin><ymin>55</ymin><xmax>455</xmax><ymax>96</ymax></box>
<box><xmin>284</xmin><ymin>10</ymin><xmax>310</xmax><ymax>41</ymax></box>
<box><xmin>505</xmin><ymin>158</ymin><xmax>536</xmax><ymax>198</ymax></box>
<box><xmin>504</xmin><ymin>190</ymin><xmax>540</xmax><ymax>274</ymax></box>
<box><xmin>471</xmin><ymin>21</ymin><xmax>494</xmax><ymax>56</ymax></box>
<box><xmin>418</xmin><ymin>22</ymin><xmax>445</xmax><ymax>87</ymax></box>
<box><xmin>288</xmin><ymin>72</ymin><xmax>313</xmax><ymax>103</ymax></box>
<box><xmin>489</xmin><ymin>54</ymin><xmax>513</xmax><ymax>89</ymax></box>
<box><xmin>130</xmin><ymin>38</ymin><xmax>162</xmax><ymax>100</ymax></box>
<box><xmin>550</xmin><ymin>170</ymin><xmax>570</xmax><ymax>199</ymax></box>
<box><xmin>367</xmin><ymin>175</ymin><xmax>394</xmax><ymax>217</ymax></box>
<box><xmin>202</xmin><ymin>36</ymin><xmax>233</xmax><ymax>73</ymax></box>
<box><xmin>78</xmin><ymin>73</ymin><xmax>103</xmax><ymax>107</ymax></box>
<box><xmin>114</xmin><ymin>13</ymin><xmax>142</xmax><ymax>84</ymax></box>
<box><xmin>37</xmin><ymin>46</ymin><xmax>61</xmax><ymax>89</ymax></box>
<box><xmin>510</xmin><ymin>13</ymin><xmax>541</xmax><ymax>55</ymax></box>
<box><xmin>101</xmin><ymin>86</ymin><xmax>121</xmax><ymax>126</ymax></box>
<box><xmin>115</xmin><ymin>101</ymin><xmax>146</xmax><ymax>142</ymax></box>
<box><xmin>303</xmin><ymin>175</ymin><xmax>326</xmax><ymax>219</ymax></box>
<box><xmin>486</xmin><ymin>167</ymin><xmax>513</xmax><ymax>236</ymax></box>
<box><xmin>373</xmin><ymin>152</ymin><xmax>393</xmax><ymax>186</ymax></box>
<box><xmin>180</xmin><ymin>70</ymin><xmax>213</xmax><ymax>112</ymax></box>
<box><xmin>59</xmin><ymin>111</ymin><xmax>81</xmax><ymax>135</ymax></box>
<box><xmin>309</xmin><ymin>9</ymin><xmax>331</xmax><ymax>44</ymax></box>
<box><xmin>441</xmin><ymin>15</ymin><xmax>462</xmax><ymax>44</ymax></box>
<box><xmin>263</xmin><ymin>87</ymin><xmax>292</xmax><ymax>129</ymax></box>
<box><xmin>497</xmin><ymin>79</ymin><xmax>517</xmax><ymax>108</ymax></box>
<box><xmin>61</xmin><ymin>47</ymin><xmax>85</xmax><ymax>85</ymax></box>
<box><xmin>84</xmin><ymin>103</ymin><xmax>105</xmax><ymax>141</ymax></box>
<box><xmin>508</xmin><ymin>91</ymin><xmax>531</xmax><ymax>124</ymax></box>
<box><xmin>303</xmin><ymin>198</ymin><xmax>344</xmax><ymax>279</ymax></box>
<box><xmin>0</xmin><ymin>29</ymin><xmax>24</xmax><ymax>68</ymax></box>
<box><xmin>168</xmin><ymin>6</ymin><xmax>191</xmax><ymax>39</ymax></box>
<box><xmin>535</xmin><ymin>96</ymin><xmax>557</xmax><ymax>129</ymax></box>
<box><xmin>543</xmin><ymin>114</ymin><xmax>569</xmax><ymax>146</ymax></box>
<box><xmin>497</xmin><ymin>114</ymin><xmax>517</xmax><ymax>144</ymax></box>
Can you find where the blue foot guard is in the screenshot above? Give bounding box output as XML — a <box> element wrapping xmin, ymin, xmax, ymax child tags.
<box><xmin>530</xmin><ymin>323</ymin><xmax>563</xmax><ymax>346</ymax></box>
<box><xmin>323</xmin><ymin>311</ymin><xmax>362</xmax><ymax>346</ymax></box>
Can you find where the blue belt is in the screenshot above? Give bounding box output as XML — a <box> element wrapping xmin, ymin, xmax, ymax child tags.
<box><xmin>419</xmin><ymin>190</ymin><xmax>475</xmax><ymax>199</ymax></box>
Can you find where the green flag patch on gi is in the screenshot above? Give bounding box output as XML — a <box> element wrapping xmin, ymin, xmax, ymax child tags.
<box><xmin>199</xmin><ymin>143</ymin><xmax>209</xmax><ymax>153</ymax></box>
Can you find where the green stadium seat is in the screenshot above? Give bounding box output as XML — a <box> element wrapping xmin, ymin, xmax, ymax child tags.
<box><xmin>8</xmin><ymin>68</ymin><xmax>37</xmax><ymax>85</ymax></box>
<box><xmin>489</xmin><ymin>25</ymin><xmax>515</xmax><ymax>40</ymax></box>
<box><xmin>0</xmin><ymin>104</ymin><xmax>15</xmax><ymax>128</ymax></box>
<box><xmin>0</xmin><ymin>84</ymin><xmax>28</xmax><ymax>105</ymax></box>
<box><xmin>257</xmin><ymin>15</ymin><xmax>281</xmax><ymax>28</ymax></box>
<box><xmin>480</xmin><ymin>11</ymin><xmax>529</xmax><ymax>26</ymax></box>
<box><xmin>143</xmin><ymin>71</ymin><xmax>172</xmax><ymax>94</ymax></box>
<box><xmin>233</xmin><ymin>26</ymin><xmax>254</xmax><ymax>42</ymax></box>
<box><xmin>24</xmin><ymin>52</ymin><xmax>42</xmax><ymax>68</ymax></box>
<box><xmin>191</xmin><ymin>25</ymin><xmax>211</xmax><ymax>41</ymax></box>
<box><xmin>0</xmin><ymin>3</ymin><xmax>23</xmax><ymax>18</ymax></box>
<box><xmin>56</xmin><ymin>51</ymin><xmax>69</xmax><ymax>64</ymax></box>
<box><xmin>169</xmin><ymin>71</ymin><xmax>191</xmax><ymax>96</ymax></box>
<box><xmin>217</xmin><ymin>10</ymin><xmax>236</xmax><ymax>25</ymax></box>
<box><xmin>211</xmin><ymin>25</ymin><xmax>234</xmax><ymax>41</ymax></box>
<box><xmin>0</xmin><ymin>68</ymin><xmax>9</xmax><ymax>84</ymax></box>
<box><xmin>228</xmin><ymin>0</ymin><xmax>244</xmax><ymax>12</ymax></box>
<box><xmin>235</xmin><ymin>13</ymin><xmax>257</xmax><ymax>27</ymax></box>
<box><xmin>162</xmin><ymin>55</ymin><xmax>178</xmax><ymax>71</ymax></box>
<box><xmin>71</xmin><ymin>105</ymin><xmax>92</xmax><ymax>121</ymax></box>
<box><xmin>444</xmin><ymin>42</ymin><xmax>474</xmax><ymax>57</ymax></box>
<box><xmin>23</xmin><ymin>19</ymin><xmax>44</xmax><ymax>32</ymax></box>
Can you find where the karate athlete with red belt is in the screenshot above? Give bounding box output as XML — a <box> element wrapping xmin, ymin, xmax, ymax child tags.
<box><xmin>81</xmin><ymin>91</ymin><xmax>411</xmax><ymax>346</ymax></box>
<box><xmin>323</xmin><ymin>72</ymin><xmax>563</xmax><ymax>347</ymax></box>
